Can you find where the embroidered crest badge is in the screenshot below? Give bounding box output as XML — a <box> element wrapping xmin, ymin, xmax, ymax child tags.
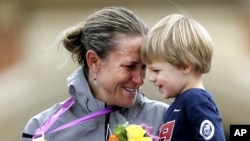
<box><xmin>199</xmin><ymin>119</ymin><xmax>215</xmax><ymax>140</ymax></box>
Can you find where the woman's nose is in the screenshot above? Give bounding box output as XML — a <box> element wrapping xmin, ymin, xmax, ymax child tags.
<box><xmin>132</xmin><ymin>69</ymin><xmax>144</xmax><ymax>85</ymax></box>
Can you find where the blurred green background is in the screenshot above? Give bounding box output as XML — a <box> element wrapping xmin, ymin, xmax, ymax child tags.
<box><xmin>0</xmin><ymin>0</ymin><xmax>250</xmax><ymax>140</ymax></box>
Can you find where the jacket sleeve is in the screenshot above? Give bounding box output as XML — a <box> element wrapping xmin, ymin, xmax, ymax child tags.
<box><xmin>20</xmin><ymin>103</ymin><xmax>62</xmax><ymax>141</ymax></box>
<box><xmin>21</xmin><ymin>117</ymin><xmax>40</xmax><ymax>141</ymax></box>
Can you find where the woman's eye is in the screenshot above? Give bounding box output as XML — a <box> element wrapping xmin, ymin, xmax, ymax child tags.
<box><xmin>142</xmin><ymin>64</ymin><xmax>146</xmax><ymax>70</ymax></box>
<box><xmin>126</xmin><ymin>65</ymin><xmax>135</xmax><ymax>69</ymax></box>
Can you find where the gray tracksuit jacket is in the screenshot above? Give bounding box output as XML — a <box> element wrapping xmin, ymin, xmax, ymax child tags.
<box><xmin>21</xmin><ymin>68</ymin><xmax>168</xmax><ymax>141</ymax></box>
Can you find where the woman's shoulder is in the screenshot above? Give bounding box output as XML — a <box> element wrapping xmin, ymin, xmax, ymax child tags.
<box><xmin>23</xmin><ymin>101</ymin><xmax>64</xmax><ymax>134</ymax></box>
<box><xmin>138</xmin><ymin>92</ymin><xmax>169</xmax><ymax>113</ymax></box>
<box><xmin>144</xmin><ymin>97</ymin><xmax>169</xmax><ymax>108</ymax></box>
<box><xmin>138</xmin><ymin>90</ymin><xmax>168</xmax><ymax>108</ymax></box>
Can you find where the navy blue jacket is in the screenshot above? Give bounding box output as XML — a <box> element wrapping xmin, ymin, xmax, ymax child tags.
<box><xmin>159</xmin><ymin>88</ymin><xmax>226</xmax><ymax>141</ymax></box>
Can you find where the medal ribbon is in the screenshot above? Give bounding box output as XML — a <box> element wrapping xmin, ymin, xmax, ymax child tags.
<box><xmin>33</xmin><ymin>98</ymin><xmax>116</xmax><ymax>139</ymax></box>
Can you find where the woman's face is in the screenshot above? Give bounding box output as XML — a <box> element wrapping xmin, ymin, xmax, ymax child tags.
<box><xmin>95</xmin><ymin>36</ymin><xmax>145</xmax><ymax>107</ymax></box>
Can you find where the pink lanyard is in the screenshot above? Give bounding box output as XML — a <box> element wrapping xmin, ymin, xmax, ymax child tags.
<box><xmin>33</xmin><ymin>98</ymin><xmax>116</xmax><ymax>139</ymax></box>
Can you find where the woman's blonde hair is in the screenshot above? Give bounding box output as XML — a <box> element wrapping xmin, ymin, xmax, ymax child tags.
<box><xmin>141</xmin><ymin>14</ymin><xmax>213</xmax><ymax>73</ymax></box>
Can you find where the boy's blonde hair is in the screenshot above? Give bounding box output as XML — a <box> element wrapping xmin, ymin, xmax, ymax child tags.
<box><xmin>141</xmin><ymin>14</ymin><xmax>213</xmax><ymax>73</ymax></box>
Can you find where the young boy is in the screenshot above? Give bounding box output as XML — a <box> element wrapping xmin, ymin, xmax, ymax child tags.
<box><xmin>140</xmin><ymin>14</ymin><xmax>226</xmax><ymax>141</ymax></box>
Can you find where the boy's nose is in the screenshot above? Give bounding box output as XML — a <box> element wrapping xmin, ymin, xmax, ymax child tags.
<box><xmin>148</xmin><ymin>73</ymin><xmax>155</xmax><ymax>82</ymax></box>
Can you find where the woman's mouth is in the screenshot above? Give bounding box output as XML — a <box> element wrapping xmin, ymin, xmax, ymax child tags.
<box><xmin>124</xmin><ymin>87</ymin><xmax>137</xmax><ymax>93</ymax></box>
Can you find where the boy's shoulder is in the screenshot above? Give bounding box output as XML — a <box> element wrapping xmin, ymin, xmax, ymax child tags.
<box><xmin>178</xmin><ymin>88</ymin><xmax>214</xmax><ymax>106</ymax></box>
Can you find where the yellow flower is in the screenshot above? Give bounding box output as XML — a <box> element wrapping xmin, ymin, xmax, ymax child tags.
<box><xmin>126</xmin><ymin>125</ymin><xmax>152</xmax><ymax>141</ymax></box>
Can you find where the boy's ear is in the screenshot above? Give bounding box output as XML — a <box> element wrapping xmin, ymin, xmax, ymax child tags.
<box><xmin>182</xmin><ymin>64</ymin><xmax>192</xmax><ymax>74</ymax></box>
<box><xmin>86</xmin><ymin>50</ymin><xmax>99</xmax><ymax>73</ymax></box>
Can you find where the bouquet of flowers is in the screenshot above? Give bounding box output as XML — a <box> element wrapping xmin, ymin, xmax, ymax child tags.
<box><xmin>108</xmin><ymin>122</ymin><xmax>160</xmax><ymax>141</ymax></box>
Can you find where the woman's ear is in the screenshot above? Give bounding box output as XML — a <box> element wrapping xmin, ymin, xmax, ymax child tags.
<box><xmin>86</xmin><ymin>50</ymin><xmax>99</xmax><ymax>73</ymax></box>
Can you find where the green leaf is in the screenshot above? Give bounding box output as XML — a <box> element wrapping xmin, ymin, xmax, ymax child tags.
<box><xmin>113</xmin><ymin>124</ymin><xmax>128</xmax><ymax>141</ymax></box>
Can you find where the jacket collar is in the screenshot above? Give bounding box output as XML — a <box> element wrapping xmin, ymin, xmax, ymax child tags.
<box><xmin>67</xmin><ymin>68</ymin><xmax>145</xmax><ymax>112</ymax></box>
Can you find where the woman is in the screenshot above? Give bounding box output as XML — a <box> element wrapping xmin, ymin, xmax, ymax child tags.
<box><xmin>21</xmin><ymin>6</ymin><xmax>168</xmax><ymax>141</ymax></box>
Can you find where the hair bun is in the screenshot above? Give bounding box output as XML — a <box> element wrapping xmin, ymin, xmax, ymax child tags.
<box><xmin>63</xmin><ymin>28</ymin><xmax>83</xmax><ymax>52</ymax></box>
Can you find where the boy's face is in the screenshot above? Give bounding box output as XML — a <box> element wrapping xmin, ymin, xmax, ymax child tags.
<box><xmin>146</xmin><ymin>61</ymin><xmax>188</xmax><ymax>99</ymax></box>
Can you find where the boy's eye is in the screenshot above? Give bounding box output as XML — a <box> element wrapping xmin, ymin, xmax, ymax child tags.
<box><xmin>152</xmin><ymin>69</ymin><xmax>160</xmax><ymax>73</ymax></box>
